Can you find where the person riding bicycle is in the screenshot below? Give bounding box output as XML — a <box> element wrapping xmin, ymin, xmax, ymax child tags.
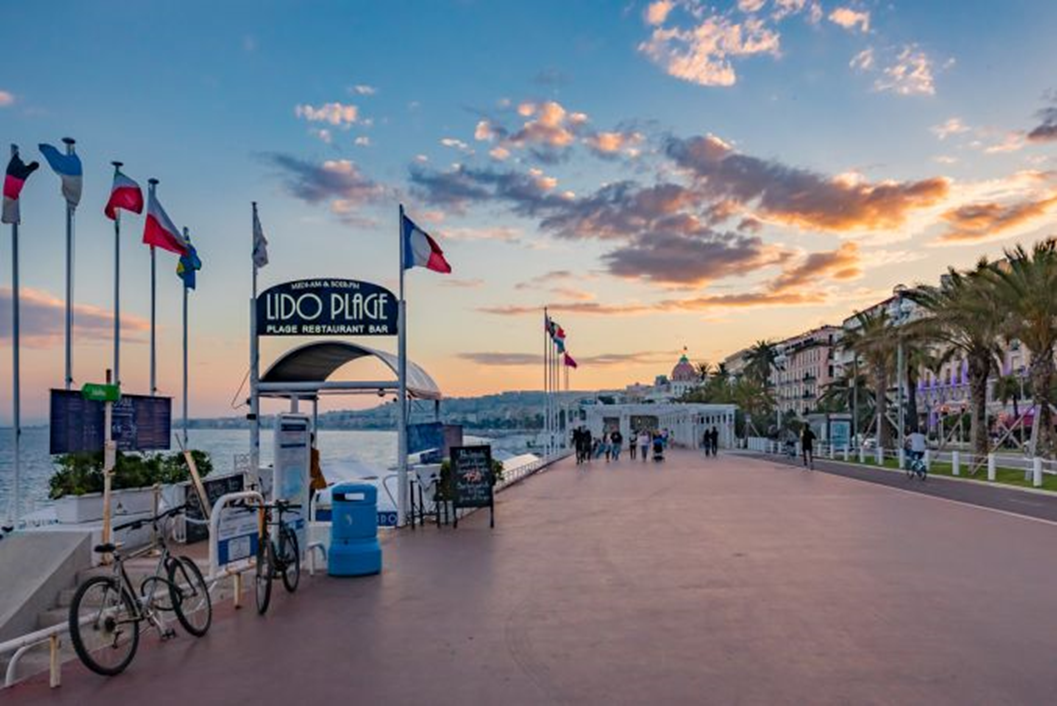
<box><xmin>908</xmin><ymin>430</ymin><xmax>927</xmax><ymax>464</ymax></box>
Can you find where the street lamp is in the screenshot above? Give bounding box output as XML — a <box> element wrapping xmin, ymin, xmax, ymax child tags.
<box><xmin>889</xmin><ymin>284</ymin><xmax>910</xmax><ymax>460</ymax></box>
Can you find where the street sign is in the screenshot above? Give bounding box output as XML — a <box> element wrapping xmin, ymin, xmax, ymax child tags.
<box><xmin>81</xmin><ymin>382</ymin><xmax>121</xmax><ymax>403</ymax></box>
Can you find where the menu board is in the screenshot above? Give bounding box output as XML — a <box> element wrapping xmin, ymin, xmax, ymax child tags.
<box><xmin>451</xmin><ymin>445</ymin><xmax>495</xmax><ymax>528</ymax></box>
<box><xmin>184</xmin><ymin>472</ymin><xmax>246</xmax><ymax>544</ymax></box>
<box><xmin>49</xmin><ymin>389</ymin><xmax>172</xmax><ymax>455</ymax></box>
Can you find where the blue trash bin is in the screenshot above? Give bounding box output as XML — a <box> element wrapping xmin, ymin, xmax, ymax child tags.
<box><xmin>328</xmin><ymin>483</ymin><xmax>382</xmax><ymax>576</ymax></box>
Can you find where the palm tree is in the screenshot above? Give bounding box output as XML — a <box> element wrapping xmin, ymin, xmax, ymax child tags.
<box><xmin>744</xmin><ymin>340</ymin><xmax>777</xmax><ymax>386</ymax></box>
<box><xmin>695</xmin><ymin>361</ymin><xmax>714</xmax><ymax>382</ymax></box>
<box><xmin>906</xmin><ymin>260</ymin><xmax>1003</xmax><ymax>457</ymax></box>
<box><xmin>987</xmin><ymin>239</ymin><xmax>1057</xmax><ymax>457</ymax></box>
<box><xmin>713</xmin><ymin>362</ymin><xmax>731</xmax><ymax>385</ymax></box>
<box><xmin>993</xmin><ymin>373</ymin><xmax>1026</xmax><ymax>445</ymax></box>
<box><xmin>818</xmin><ymin>366</ymin><xmax>873</xmax><ymax>429</ymax></box>
<box><xmin>842</xmin><ymin>310</ymin><xmax>895</xmax><ymax>448</ymax></box>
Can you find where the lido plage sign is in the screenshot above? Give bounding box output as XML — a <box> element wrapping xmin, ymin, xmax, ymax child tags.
<box><xmin>256</xmin><ymin>279</ymin><xmax>398</xmax><ymax>336</ymax></box>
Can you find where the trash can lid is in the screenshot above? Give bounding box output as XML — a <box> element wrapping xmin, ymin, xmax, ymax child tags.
<box><xmin>330</xmin><ymin>482</ymin><xmax>377</xmax><ymax>503</ymax></box>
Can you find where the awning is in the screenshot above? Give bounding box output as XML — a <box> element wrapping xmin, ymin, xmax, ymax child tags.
<box><xmin>260</xmin><ymin>340</ymin><xmax>442</xmax><ymax>400</ymax></box>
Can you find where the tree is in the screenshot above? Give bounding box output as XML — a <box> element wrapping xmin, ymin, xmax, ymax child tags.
<box><xmin>987</xmin><ymin>239</ymin><xmax>1057</xmax><ymax>457</ymax></box>
<box><xmin>695</xmin><ymin>361</ymin><xmax>714</xmax><ymax>381</ymax></box>
<box><xmin>842</xmin><ymin>310</ymin><xmax>895</xmax><ymax>448</ymax></box>
<box><xmin>993</xmin><ymin>373</ymin><xmax>1027</xmax><ymax>445</ymax></box>
<box><xmin>907</xmin><ymin>260</ymin><xmax>1003</xmax><ymax>457</ymax></box>
<box><xmin>818</xmin><ymin>365</ymin><xmax>873</xmax><ymax>431</ymax></box>
<box><xmin>713</xmin><ymin>362</ymin><xmax>731</xmax><ymax>385</ymax></box>
<box><xmin>745</xmin><ymin>340</ymin><xmax>778</xmax><ymax>386</ymax></box>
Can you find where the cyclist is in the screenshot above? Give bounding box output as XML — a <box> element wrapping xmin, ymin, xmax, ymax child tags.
<box><xmin>908</xmin><ymin>430</ymin><xmax>927</xmax><ymax>476</ymax></box>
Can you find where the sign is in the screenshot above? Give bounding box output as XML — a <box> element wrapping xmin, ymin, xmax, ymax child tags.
<box><xmin>49</xmin><ymin>389</ymin><xmax>172</xmax><ymax>455</ymax></box>
<box><xmin>184</xmin><ymin>472</ymin><xmax>246</xmax><ymax>544</ymax></box>
<box><xmin>215</xmin><ymin>502</ymin><xmax>258</xmax><ymax>566</ymax></box>
<box><xmin>256</xmin><ymin>279</ymin><xmax>398</xmax><ymax>337</ymax></box>
<box><xmin>408</xmin><ymin>422</ymin><xmax>444</xmax><ymax>456</ymax></box>
<box><xmin>273</xmin><ymin>414</ymin><xmax>310</xmax><ymax>554</ymax></box>
<box><xmin>451</xmin><ymin>445</ymin><xmax>495</xmax><ymax>528</ymax></box>
<box><xmin>377</xmin><ymin>510</ymin><xmax>399</xmax><ymax>527</ymax></box>
<box><xmin>81</xmin><ymin>383</ymin><xmax>121</xmax><ymax>403</ymax></box>
<box><xmin>830</xmin><ymin>419</ymin><xmax>852</xmax><ymax>450</ymax></box>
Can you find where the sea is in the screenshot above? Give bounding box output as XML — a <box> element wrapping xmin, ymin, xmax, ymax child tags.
<box><xmin>0</xmin><ymin>427</ymin><xmax>535</xmax><ymax>520</ymax></box>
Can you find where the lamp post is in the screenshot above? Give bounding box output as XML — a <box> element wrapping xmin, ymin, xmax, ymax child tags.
<box><xmin>890</xmin><ymin>285</ymin><xmax>909</xmax><ymax>457</ymax></box>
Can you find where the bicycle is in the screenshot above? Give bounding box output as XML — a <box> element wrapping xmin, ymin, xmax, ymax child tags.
<box><xmin>68</xmin><ymin>505</ymin><xmax>212</xmax><ymax>676</ymax></box>
<box><xmin>906</xmin><ymin>452</ymin><xmax>928</xmax><ymax>481</ymax></box>
<box><xmin>255</xmin><ymin>499</ymin><xmax>302</xmax><ymax>615</ymax></box>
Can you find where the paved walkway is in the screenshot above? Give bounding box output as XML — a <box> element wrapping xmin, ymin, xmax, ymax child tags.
<box><xmin>13</xmin><ymin>450</ymin><xmax>1057</xmax><ymax>704</ymax></box>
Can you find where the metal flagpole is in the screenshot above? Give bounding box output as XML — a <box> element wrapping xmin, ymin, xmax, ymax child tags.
<box><xmin>148</xmin><ymin>179</ymin><xmax>158</xmax><ymax>396</ymax></box>
<box><xmin>397</xmin><ymin>204</ymin><xmax>409</xmax><ymax>527</ymax></box>
<box><xmin>10</xmin><ymin>144</ymin><xmax>21</xmax><ymax>527</ymax></box>
<box><xmin>182</xmin><ymin>227</ymin><xmax>190</xmax><ymax>447</ymax></box>
<box><xmin>112</xmin><ymin>162</ymin><xmax>122</xmax><ymax>386</ymax></box>
<box><xmin>543</xmin><ymin>308</ymin><xmax>549</xmax><ymax>458</ymax></box>
<box><xmin>63</xmin><ymin>137</ymin><xmax>76</xmax><ymax>390</ymax></box>
<box><xmin>250</xmin><ymin>203</ymin><xmax>261</xmax><ymax>475</ymax></box>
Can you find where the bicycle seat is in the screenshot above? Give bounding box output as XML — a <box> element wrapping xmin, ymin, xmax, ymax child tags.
<box><xmin>94</xmin><ymin>542</ymin><xmax>117</xmax><ymax>554</ymax></box>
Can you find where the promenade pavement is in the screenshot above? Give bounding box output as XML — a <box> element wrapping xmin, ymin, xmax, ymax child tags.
<box><xmin>12</xmin><ymin>449</ymin><xmax>1057</xmax><ymax>705</ymax></box>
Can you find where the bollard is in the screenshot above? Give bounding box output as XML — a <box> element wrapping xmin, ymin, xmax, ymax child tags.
<box><xmin>233</xmin><ymin>572</ymin><xmax>242</xmax><ymax>609</ymax></box>
<box><xmin>875</xmin><ymin>446</ymin><xmax>884</xmax><ymax>466</ymax></box>
<box><xmin>898</xmin><ymin>448</ymin><xmax>906</xmax><ymax>470</ymax></box>
<box><xmin>843</xmin><ymin>445</ymin><xmax>850</xmax><ymax>462</ymax></box>
<box><xmin>1033</xmin><ymin>457</ymin><xmax>1043</xmax><ymax>487</ymax></box>
<box><xmin>924</xmin><ymin>449</ymin><xmax>931</xmax><ymax>472</ymax></box>
<box><xmin>952</xmin><ymin>450</ymin><xmax>960</xmax><ymax>476</ymax></box>
<box><xmin>987</xmin><ymin>454</ymin><xmax>996</xmax><ymax>482</ymax></box>
<box><xmin>859</xmin><ymin>446</ymin><xmax>866</xmax><ymax>464</ymax></box>
<box><xmin>828</xmin><ymin>443</ymin><xmax>835</xmax><ymax>460</ymax></box>
<box><xmin>49</xmin><ymin>634</ymin><xmax>61</xmax><ymax>688</ymax></box>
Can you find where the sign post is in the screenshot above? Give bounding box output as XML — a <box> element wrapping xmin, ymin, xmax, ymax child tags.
<box><xmin>96</xmin><ymin>371</ymin><xmax>117</xmax><ymax>559</ymax></box>
<box><xmin>450</xmin><ymin>445</ymin><xmax>495</xmax><ymax>529</ymax></box>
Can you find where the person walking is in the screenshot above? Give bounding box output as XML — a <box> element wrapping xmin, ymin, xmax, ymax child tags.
<box><xmin>639</xmin><ymin>429</ymin><xmax>651</xmax><ymax>462</ymax></box>
<box><xmin>710</xmin><ymin>425</ymin><xmax>719</xmax><ymax>456</ymax></box>
<box><xmin>801</xmin><ymin>424</ymin><xmax>816</xmax><ymax>469</ymax></box>
<box><xmin>611</xmin><ymin>429</ymin><xmax>623</xmax><ymax>461</ymax></box>
<box><xmin>702</xmin><ymin>428</ymin><xmax>711</xmax><ymax>457</ymax></box>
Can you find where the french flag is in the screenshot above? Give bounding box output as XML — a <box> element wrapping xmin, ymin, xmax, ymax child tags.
<box><xmin>2</xmin><ymin>152</ymin><xmax>39</xmax><ymax>225</ymax></box>
<box><xmin>401</xmin><ymin>211</ymin><xmax>451</xmax><ymax>274</ymax></box>
<box><xmin>142</xmin><ymin>188</ymin><xmax>189</xmax><ymax>255</ymax></box>
<box><xmin>105</xmin><ymin>169</ymin><xmax>144</xmax><ymax>220</ymax></box>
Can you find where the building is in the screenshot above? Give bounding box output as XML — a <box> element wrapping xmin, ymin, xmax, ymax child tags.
<box><xmin>722</xmin><ymin>347</ymin><xmax>751</xmax><ymax>379</ymax></box>
<box><xmin>583</xmin><ymin>402</ymin><xmax>737</xmax><ymax>450</ymax></box>
<box><xmin>772</xmin><ymin>325</ymin><xmax>842</xmax><ymax>417</ymax></box>
<box><xmin>623</xmin><ymin>351</ymin><xmax>703</xmax><ymax>403</ymax></box>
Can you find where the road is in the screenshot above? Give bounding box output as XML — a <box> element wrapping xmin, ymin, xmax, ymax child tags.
<box><xmin>12</xmin><ymin>450</ymin><xmax>1057</xmax><ymax>705</ymax></box>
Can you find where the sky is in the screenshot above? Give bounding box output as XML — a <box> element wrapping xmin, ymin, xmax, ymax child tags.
<box><xmin>1</xmin><ymin>0</ymin><xmax>1056</xmax><ymax>424</ymax></box>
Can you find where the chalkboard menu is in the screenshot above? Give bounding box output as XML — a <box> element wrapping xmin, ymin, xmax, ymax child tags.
<box><xmin>184</xmin><ymin>472</ymin><xmax>246</xmax><ymax>544</ymax></box>
<box><xmin>451</xmin><ymin>445</ymin><xmax>494</xmax><ymax>528</ymax></box>
<box><xmin>49</xmin><ymin>389</ymin><xmax>172</xmax><ymax>455</ymax></box>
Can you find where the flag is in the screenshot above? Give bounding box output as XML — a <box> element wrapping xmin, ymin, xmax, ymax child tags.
<box><xmin>563</xmin><ymin>352</ymin><xmax>578</xmax><ymax>369</ymax></box>
<box><xmin>38</xmin><ymin>143</ymin><xmax>82</xmax><ymax>208</ymax></box>
<box><xmin>2</xmin><ymin>152</ymin><xmax>40</xmax><ymax>224</ymax></box>
<box><xmin>401</xmin><ymin>212</ymin><xmax>451</xmax><ymax>273</ymax></box>
<box><xmin>104</xmin><ymin>169</ymin><xmax>143</xmax><ymax>220</ymax></box>
<box><xmin>177</xmin><ymin>242</ymin><xmax>202</xmax><ymax>290</ymax></box>
<box><xmin>554</xmin><ymin>337</ymin><xmax>565</xmax><ymax>354</ymax></box>
<box><xmin>252</xmin><ymin>207</ymin><xmax>268</xmax><ymax>268</ymax></box>
<box><xmin>143</xmin><ymin>188</ymin><xmax>190</xmax><ymax>255</ymax></box>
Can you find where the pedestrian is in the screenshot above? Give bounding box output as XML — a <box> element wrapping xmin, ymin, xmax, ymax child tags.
<box><xmin>611</xmin><ymin>429</ymin><xmax>623</xmax><ymax>461</ymax></box>
<box><xmin>602</xmin><ymin>433</ymin><xmax>612</xmax><ymax>462</ymax></box>
<box><xmin>639</xmin><ymin>429</ymin><xmax>651</xmax><ymax>462</ymax></box>
<box><xmin>801</xmin><ymin>424</ymin><xmax>816</xmax><ymax>469</ymax></box>
<box><xmin>584</xmin><ymin>428</ymin><xmax>593</xmax><ymax>463</ymax></box>
<box><xmin>710</xmin><ymin>425</ymin><xmax>719</xmax><ymax>456</ymax></box>
<box><xmin>702</xmin><ymin>428</ymin><xmax>711</xmax><ymax>457</ymax></box>
<box><xmin>629</xmin><ymin>429</ymin><xmax>638</xmax><ymax>460</ymax></box>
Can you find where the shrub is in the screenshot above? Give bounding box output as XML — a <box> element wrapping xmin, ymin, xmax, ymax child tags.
<box><xmin>49</xmin><ymin>450</ymin><xmax>213</xmax><ymax>500</ymax></box>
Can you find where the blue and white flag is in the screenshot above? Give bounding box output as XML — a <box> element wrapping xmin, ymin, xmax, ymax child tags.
<box><xmin>38</xmin><ymin>143</ymin><xmax>82</xmax><ymax>208</ymax></box>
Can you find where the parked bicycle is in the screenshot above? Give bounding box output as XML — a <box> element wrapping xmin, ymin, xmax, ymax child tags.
<box><xmin>68</xmin><ymin>505</ymin><xmax>212</xmax><ymax>676</ymax></box>
<box><xmin>255</xmin><ymin>499</ymin><xmax>302</xmax><ymax>615</ymax></box>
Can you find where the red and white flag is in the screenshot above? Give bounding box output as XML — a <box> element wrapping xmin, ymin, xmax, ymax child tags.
<box><xmin>142</xmin><ymin>188</ymin><xmax>189</xmax><ymax>255</ymax></box>
<box><xmin>105</xmin><ymin>169</ymin><xmax>144</xmax><ymax>220</ymax></box>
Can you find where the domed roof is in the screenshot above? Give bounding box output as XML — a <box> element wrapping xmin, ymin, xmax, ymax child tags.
<box><xmin>671</xmin><ymin>353</ymin><xmax>697</xmax><ymax>382</ymax></box>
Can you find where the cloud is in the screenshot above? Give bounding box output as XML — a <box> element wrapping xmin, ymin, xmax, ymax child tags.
<box><xmin>769</xmin><ymin>242</ymin><xmax>862</xmax><ymax>290</ymax></box>
<box><xmin>489</xmin><ymin>146</ymin><xmax>511</xmax><ymax>161</ymax></box>
<box><xmin>408</xmin><ymin>163</ymin><xmax>564</xmax><ymax>214</ymax></box>
<box><xmin>638</xmin><ymin>9</ymin><xmax>781</xmax><ymax>87</ymax></box>
<box><xmin>351</xmin><ymin>85</ymin><xmax>377</xmax><ymax>96</ymax></box>
<box><xmin>294</xmin><ymin>102</ymin><xmax>361</xmax><ymax>126</ymax></box>
<box><xmin>440</xmin><ymin>278</ymin><xmax>484</xmax><ymax>288</ymax></box>
<box><xmin>533</xmin><ymin>68</ymin><xmax>570</xmax><ymax>86</ymax></box>
<box><xmin>577</xmin><ymin>351</ymin><xmax>680</xmax><ymax>366</ymax></box>
<box><xmin>602</xmin><ymin>230</ymin><xmax>787</xmax><ymax>285</ymax></box>
<box><xmin>849</xmin><ymin>47</ymin><xmax>874</xmax><ymax>71</ymax></box>
<box><xmin>310</xmin><ymin>128</ymin><xmax>333</xmax><ymax>145</ymax></box>
<box><xmin>1027</xmin><ymin>102</ymin><xmax>1057</xmax><ymax>144</ymax></box>
<box><xmin>584</xmin><ymin>130</ymin><xmax>645</xmax><ymax>159</ymax></box>
<box><xmin>438</xmin><ymin>226</ymin><xmax>521</xmax><ymax>242</ymax></box>
<box><xmin>440</xmin><ymin>137</ymin><xmax>473</xmax><ymax>153</ymax></box>
<box><xmin>827</xmin><ymin>7</ymin><xmax>869</xmax><ymax>33</ymax></box>
<box><xmin>0</xmin><ymin>90</ymin><xmax>15</xmax><ymax>107</ymax></box>
<box><xmin>354</xmin><ymin>136</ymin><xmax>371</xmax><ymax>147</ymax></box>
<box><xmin>645</xmin><ymin>0</ymin><xmax>675</xmax><ymax>25</ymax></box>
<box><xmin>262</xmin><ymin>153</ymin><xmax>385</xmax><ymax>219</ymax></box>
<box><xmin>737</xmin><ymin>0</ymin><xmax>767</xmax><ymax>12</ymax></box>
<box><xmin>515</xmin><ymin>270</ymin><xmax>579</xmax><ymax>290</ymax></box>
<box><xmin>666</xmin><ymin>134</ymin><xmax>950</xmax><ymax>231</ymax></box>
<box><xmin>0</xmin><ymin>287</ymin><xmax>149</xmax><ymax>348</ymax></box>
<box><xmin>937</xmin><ymin>193</ymin><xmax>1057</xmax><ymax>243</ymax></box>
<box><xmin>873</xmin><ymin>46</ymin><xmax>938</xmax><ymax>96</ymax></box>
<box><xmin>983</xmin><ymin>131</ymin><xmax>1026</xmax><ymax>154</ymax></box>
<box><xmin>931</xmin><ymin>117</ymin><xmax>969</xmax><ymax>140</ymax></box>
<box><xmin>457</xmin><ymin>352</ymin><xmax>542</xmax><ymax>366</ymax></box>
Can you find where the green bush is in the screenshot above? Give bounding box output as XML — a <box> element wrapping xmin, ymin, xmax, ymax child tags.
<box><xmin>49</xmin><ymin>450</ymin><xmax>213</xmax><ymax>500</ymax></box>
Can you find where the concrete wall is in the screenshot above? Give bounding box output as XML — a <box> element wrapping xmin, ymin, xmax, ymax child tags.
<box><xmin>0</xmin><ymin>532</ymin><xmax>91</xmax><ymax>642</ymax></box>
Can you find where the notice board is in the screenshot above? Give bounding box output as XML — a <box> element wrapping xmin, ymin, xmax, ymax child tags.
<box><xmin>184</xmin><ymin>472</ymin><xmax>246</xmax><ymax>544</ymax></box>
<box><xmin>451</xmin><ymin>445</ymin><xmax>494</xmax><ymax>528</ymax></box>
<box><xmin>49</xmin><ymin>389</ymin><xmax>172</xmax><ymax>455</ymax></box>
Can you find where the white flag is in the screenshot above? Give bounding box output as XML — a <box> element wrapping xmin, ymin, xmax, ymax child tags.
<box><xmin>252</xmin><ymin>207</ymin><xmax>268</xmax><ymax>268</ymax></box>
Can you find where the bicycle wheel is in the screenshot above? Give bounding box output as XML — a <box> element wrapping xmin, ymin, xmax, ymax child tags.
<box><xmin>255</xmin><ymin>536</ymin><xmax>273</xmax><ymax>615</ymax></box>
<box><xmin>168</xmin><ymin>556</ymin><xmax>213</xmax><ymax>637</ymax></box>
<box><xmin>280</xmin><ymin>526</ymin><xmax>300</xmax><ymax>594</ymax></box>
<box><xmin>69</xmin><ymin>576</ymin><xmax>140</xmax><ymax>676</ymax></box>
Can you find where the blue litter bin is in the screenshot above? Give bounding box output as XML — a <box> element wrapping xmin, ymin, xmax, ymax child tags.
<box><xmin>328</xmin><ymin>483</ymin><xmax>382</xmax><ymax>576</ymax></box>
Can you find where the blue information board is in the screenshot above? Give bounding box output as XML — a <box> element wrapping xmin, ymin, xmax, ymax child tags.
<box><xmin>408</xmin><ymin>422</ymin><xmax>444</xmax><ymax>455</ymax></box>
<box><xmin>49</xmin><ymin>389</ymin><xmax>172</xmax><ymax>454</ymax></box>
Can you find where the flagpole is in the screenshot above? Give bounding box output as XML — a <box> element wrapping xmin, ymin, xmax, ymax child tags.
<box><xmin>148</xmin><ymin>179</ymin><xmax>158</xmax><ymax>396</ymax></box>
<box><xmin>9</xmin><ymin>144</ymin><xmax>21</xmax><ymax>527</ymax></box>
<box><xmin>182</xmin><ymin>227</ymin><xmax>190</xmax><ymax>447</ymax></box>
<box><xmin>111</xmin><ymin>162</ymin><xmax>122</xmax><ymax>386</ymax></box>
<box><xmin>543</xmin><ymin>308</ymin><xmax>549</xmax><ymax>459</ymax></box>
<box><xmin>397</xmin><ymin>204</ymin><xmax>409</xmax><ymax>527</ymax></box>
<box><xmin>63</xmin><ymin>137</ymin><xmax>76</xmax><ymax>390</ymax></box>
<box><xmin>250</xmin><ymin>203</ymin><xmax>261</xmax><ymax>476</ymax></box>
